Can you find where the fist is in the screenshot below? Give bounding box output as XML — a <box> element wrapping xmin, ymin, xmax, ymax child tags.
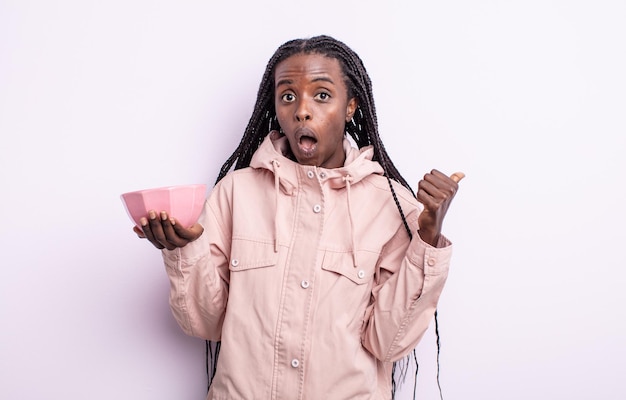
<box><xmin>416</xmin><ymin>170</ymin><xmax>465</xmax><ymax>246</ymax></box>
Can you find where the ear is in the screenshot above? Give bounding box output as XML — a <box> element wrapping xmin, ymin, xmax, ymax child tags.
<box><xmin>345</xmin><ymin>97</ymin><xmax>358</xmax><ymax>122</ymax></box>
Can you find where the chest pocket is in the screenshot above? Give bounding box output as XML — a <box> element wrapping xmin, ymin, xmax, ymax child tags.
<box><xmin>321</xmin><ymin>250</ymin><xmax>380</xmax><ymax>285</ymax></box>
<box><xmin>228</xmin><ymin>238</ymin><xmax>279</xmax><ymax>272</ymax></box>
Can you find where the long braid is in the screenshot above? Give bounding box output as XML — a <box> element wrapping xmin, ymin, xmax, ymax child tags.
<box><xmin>207</xmin><ymin>35</ymin><xmax>443</xmax><ymax>400</ymax></box>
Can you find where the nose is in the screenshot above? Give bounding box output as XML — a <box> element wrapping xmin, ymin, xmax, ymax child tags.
<box><xmin>295</xmin><ymin>100</ymin><xmax>312</xmax><ymax>122</ymax></box>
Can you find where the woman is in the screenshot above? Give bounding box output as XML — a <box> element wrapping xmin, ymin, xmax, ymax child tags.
<box><xmin>136</xmin><ymin>35</ymin><xmax>464</xmax><ymax>399</ymax></box>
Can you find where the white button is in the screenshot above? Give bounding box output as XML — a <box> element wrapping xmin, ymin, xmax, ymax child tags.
<box><xmin>231</xmin><ymin>259</ymin><xmax>239</xmax><ymax>267</ymax></box>
<box><xmin>319</xmin><ymin>172</ymin><xmax>327</xmax><ymax>179</ymax></box>
<box><xmin>291</xmin><ymin>359</ymin><xmax>300</xmax><ymax>368</ymax></box>
<box><xmin>301</xmin><ymin>280</ymin><xmax>310</xmax><ymax>289</ymax></box>
<box><xmin>313</xmin><ymin>204</ymin><xmax>322</xmax><ymax>213</ymax></box>
<box><xmin>427</xmin><ymin>258</ymin><xmax>436</xmax><ymax>266</ymax></box>
<box><xmin>357</xmin><ymin>270</ymin><xmax>365</xmax><ymax>279</ymax></box>
<box><xmin>307</xmin><ymin>171</ymin><xmax>315</xmax><ymax>178</ymax></box>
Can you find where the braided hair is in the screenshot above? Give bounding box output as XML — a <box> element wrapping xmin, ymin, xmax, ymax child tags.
<box><xmin>216</xmin><ymin>35</ymin><xmax>411</xmax><ymax>191</ymax></box>
<box><xmin>208</xmin><ymin>35</ymin><xmax>442</xmax><ymax>400</ymax></box>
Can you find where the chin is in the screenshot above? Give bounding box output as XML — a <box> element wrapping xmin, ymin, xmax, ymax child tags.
<box><xmin>295</xmin><ymin>158</ymin><xmax>317</xmax><ymax>166</ymax></box>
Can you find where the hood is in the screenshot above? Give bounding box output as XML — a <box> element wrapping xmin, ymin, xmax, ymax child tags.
<box><xmin>249</xmin><ymin>131</ymin><xmax>385</xmax><ymax>189</ymax></box>
<box><xmin>249</xmin><ymin>131</ymin><xmax>385</xmax><ymax>263</ymax></box>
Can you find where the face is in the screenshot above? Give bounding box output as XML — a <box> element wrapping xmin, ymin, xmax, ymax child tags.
<box><xmin>274</xmin><ymin>53</ymin><xmax>357</xmax><ymax>169</ymax></box>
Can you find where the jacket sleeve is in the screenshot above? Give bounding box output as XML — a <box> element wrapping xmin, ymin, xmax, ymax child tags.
<box><xmin>161</xmin><ymin>187</ymin><xmax>232</xmax><ymax>341</ymax></box>
<box><xmin>361</xmin><ymin>217</ymin><xmax>452</xmax><ymax>362</ymax></box>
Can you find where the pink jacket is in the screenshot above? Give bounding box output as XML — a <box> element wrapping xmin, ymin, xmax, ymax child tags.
<box><xmin>162</xmin><ymin>133</ymin><xmax>453</xmax><ymax>400</ymax></box>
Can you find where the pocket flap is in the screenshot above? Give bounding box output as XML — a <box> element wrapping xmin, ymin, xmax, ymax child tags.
<box><xmin>321</xmin><ymin>250</ymin><xmax>379</xmax><ymax>285</ymax></box>
<box><xmin>229</xmin><ymin>239</ymin><xmax>278</xmax><ymax>271</ymax></box>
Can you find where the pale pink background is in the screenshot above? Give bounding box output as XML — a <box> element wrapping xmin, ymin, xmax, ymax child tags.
<box><xmin>1</xmin><ymin>1</ymin><xmax>624</xmax><ymax>399</ymax></box>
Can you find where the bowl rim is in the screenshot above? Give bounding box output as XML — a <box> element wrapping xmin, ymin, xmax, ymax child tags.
<box><xmin>121</xmin><ymin>183</ymin><xmax>206</xmax><ymax>197</ymax></box>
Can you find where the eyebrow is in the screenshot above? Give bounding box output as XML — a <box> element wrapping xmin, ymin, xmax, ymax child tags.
<box><xmin>275</xmin><ymin>76</ymin><xmax>335</xmax><ymax>88</ymax></box>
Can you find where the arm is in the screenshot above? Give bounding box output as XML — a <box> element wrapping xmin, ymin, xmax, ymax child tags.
<box><xmin>160</xmin><ymin>199</ymin><xmax>231</xmax><ymax>341</ymax></box>
<box><xmin>362</xmin><ymin>170</ymin><xmax>463</xmax><ymax>361</ymax></box>
<box><xmin>133</xmin><ymin>181</ymin><xmax>234</xmax><ymax>341</ymax></box>
<box><xmin>361</xmin><ymin>226</ymin><xmax>452</xmax><ymax>362</ymax></box>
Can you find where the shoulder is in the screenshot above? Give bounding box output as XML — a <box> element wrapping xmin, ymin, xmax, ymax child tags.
<box><xmin>209</xmin><ymin>167</ymin><xmax>272</xmax><ymax>201</ymax></box>
<box><xmin>213</xmin><ymin>167</ymin><xmax>270</xmax><ymax>188</ymax></box>
<box><xmin>362</xmin><ymin>174</ymin><xmax>420</xmax><ymax>210</ymax></box>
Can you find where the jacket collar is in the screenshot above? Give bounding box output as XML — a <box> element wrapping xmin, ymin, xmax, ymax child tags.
<box><xmin>249</xmin><ymin>131</ymin><xmax>384</xmax><ymax>189</ymax></box>
<box><xmin>250</xmin><ymin>131</ymin><xmax>383</xmax><ymax>265</ymax></box>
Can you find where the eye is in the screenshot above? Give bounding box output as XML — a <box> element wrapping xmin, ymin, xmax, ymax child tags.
<box><xmin>315</xmin><ymin>92</ymin><xmax>331</xmax><ymax>101</ymax></box>
<box><xmin>281</xmin><ymin>93</ymin><xmax>295</xmax><ymax>103</ymax></box>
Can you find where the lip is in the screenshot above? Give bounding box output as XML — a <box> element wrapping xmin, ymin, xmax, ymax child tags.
<box><xmin>294</xmin><ymin>127</ymin><xmax>318</xmax><ymax>157</ymax></box>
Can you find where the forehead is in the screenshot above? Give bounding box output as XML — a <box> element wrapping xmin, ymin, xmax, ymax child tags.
<box><xmin>274</xmin><ymin>53</ymin><xmax>344</xmax><ymax>85</ymax></box>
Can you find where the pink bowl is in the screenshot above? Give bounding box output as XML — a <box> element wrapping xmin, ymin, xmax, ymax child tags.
<box><xmin>120</xmin><ymin>184</ymin><xmax>207</xmax><ymax>228</ymax></box>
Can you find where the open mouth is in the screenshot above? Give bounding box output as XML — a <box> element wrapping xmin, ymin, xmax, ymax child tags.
<box><xmin>295</xmin><ymin>129</ymin><xmax>318</xmax><ymax>156</ymax></box>
<box><xmin>299</xmin><ymin>135</ymin><xmax>317</xmax><ymax>152</ymax></box>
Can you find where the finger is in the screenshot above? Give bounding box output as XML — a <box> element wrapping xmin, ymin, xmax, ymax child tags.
<box><xmin>148</xmin><ymin>210</ymin><xmax>175</xmax><ymax>250</ymax></box>
<box><xmin>418</xmin><ymin>178</ymin><xmax>445</xmax><ymax>200</ymax></box>
<box><xmin>416</xmin><ymin>189</ymin><xmax>438</xmax><ymax>211</ymax></box>
<box><xmin>141</xmin><ymin>216</ymin><xmax>165</xmax><ymax>249</ymax></box>
<box><xmin>424</xmin><ymin>170</ymin><xmax>453</xmax><ymax>188</ymax></box>
<box><xmin>450</xmin><ymin>171</ymin><xmax>465</xmax><ymax>183</ymax></box>
<box><xmin>171</xmin><ymin>219</ymin><xmax>205</xmax><ymax>241</ymax></box>
<box><xmin>428</xmin><ymin>169</ymin><xmax>446</xmax><ymax>179</ymax></box>
<box><xmin>160</xmin><ymin>212</ymin><xmax>190</xmax><ymax>248</ymax></box>
<box><xmin>133</xmin><ymin>225</ymin><xmax>146</xmax><ymax>238</ymax></box>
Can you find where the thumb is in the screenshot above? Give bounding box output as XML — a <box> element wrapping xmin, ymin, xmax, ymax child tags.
<box><xmin>133</xmin><ymin>225</ymin><xmax>146</xmax><ymax>238</ymax></box>
<box><xmin>450</xmin><ymin>171</ymin><xmax>465</xmax><ymax>183</ymax></box>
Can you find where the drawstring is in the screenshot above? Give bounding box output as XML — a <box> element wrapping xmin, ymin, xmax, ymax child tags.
<box><xmin>271</xmin><ymin>159</ymin><xmax>281</xmax><ymax>252</ymax></box>
<box><xmin>342</xmin><ymin>174</ymin><xmax>358</xmax><ymax>268</ymax></box>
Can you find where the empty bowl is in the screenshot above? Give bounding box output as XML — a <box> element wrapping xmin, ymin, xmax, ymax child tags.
<box><xmin>121</xmin><ymin>184</ymin><xmax>207</xmax><ymax>228</ymax></box>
